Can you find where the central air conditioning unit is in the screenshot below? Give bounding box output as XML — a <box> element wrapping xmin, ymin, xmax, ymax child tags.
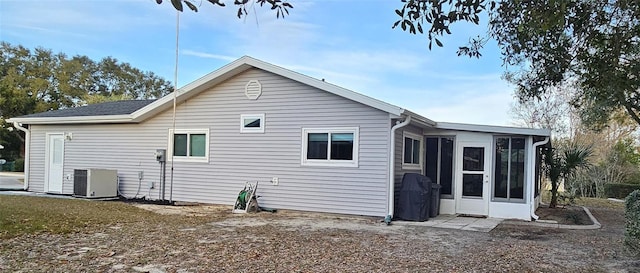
<box><xmin>73</xmin><ymin>169</ymin><xmax>118</xmax><ymax>198</ymax></box>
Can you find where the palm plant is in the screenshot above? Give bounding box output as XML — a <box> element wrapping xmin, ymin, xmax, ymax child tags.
<box><xmin>544</xmin><ymin>142</ymin><xmax>593</xmax><ymax>208</ymax></box>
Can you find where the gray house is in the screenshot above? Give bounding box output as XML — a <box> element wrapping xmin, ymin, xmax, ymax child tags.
<box><xmin>8</xmin><ymin>56</ymin><xmax>550</xmax><ymax>221</ymax></box>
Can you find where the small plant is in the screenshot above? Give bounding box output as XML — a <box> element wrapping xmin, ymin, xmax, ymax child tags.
<box><xmin>558</xmin><ymin>190</ymin><xmax>580</xmax><ymax>207</ymax></box>
<box><xmin>626</xmin><ymin>190</ymin><xmax>640</xmax><ymax>253</ymax></box>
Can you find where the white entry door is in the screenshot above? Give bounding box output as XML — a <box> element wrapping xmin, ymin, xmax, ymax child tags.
<box><xmin>46</xmin><ymin>134</ymin><xmax>64</xmax><ymax>193</ymax></box>
<box><xmin>455</xmin><ymin>141</ymin><xmax>491</xmax><ymax>216</ymax></box>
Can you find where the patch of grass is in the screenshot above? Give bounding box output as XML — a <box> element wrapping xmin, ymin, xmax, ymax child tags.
<box><xmin>0</xmin><ymin>196</ymin><xmax>214</xmax><ymax>239</ymax></box>
<box><xmin>574</xmin><ymin>197</ymin><xmax>625</xmax><ymax>210</ymax></box>
<box><xmin>541</xmin><ymin>191</ymin><xmax>625</xmax><ymax>210</ymax></box>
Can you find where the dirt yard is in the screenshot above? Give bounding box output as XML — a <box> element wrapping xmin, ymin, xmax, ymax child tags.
<box><xmin>0</xmin><ymin>197</ymin><xmax>638</xmax><ymax>272</ymax></box>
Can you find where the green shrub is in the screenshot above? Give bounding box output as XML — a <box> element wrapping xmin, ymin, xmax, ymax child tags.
<box><xmin>0</xmin><ymin>161</ymin><xmax>14</xmax><ymax>172</ymax></box>
<box><xmin>605</xmin><ymin>183</ymin><xmax>640</xmax><ymax>199</ymax></box>
<box><xmin>626</xmin><ymin>190</ymin><xmax>640</xmax><ymax>252</ymax></box>
<box><xmin>14</xmin><ymin>158</ymin><xmax>24</xmax><ymax>172</ymax></box>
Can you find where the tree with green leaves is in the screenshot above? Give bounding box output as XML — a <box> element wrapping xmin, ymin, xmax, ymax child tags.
<box><xmin>545</xmin><ymin>142</ymin><xmax>593</xmax><ymax>208</ymax></box>
<box><xmin>393</xmin><ymin>0</ymin><xmax>640</xmax><ymax>129</ymax></box>
<box><xmin>156</xmin><ymin>0</ymin><xmax>293</xmax><ymax>18</ymax></box>
<box><xmin>0</xmin><ymin>42</ymin><xmax>173</xmax><ymax>161</ymax></box>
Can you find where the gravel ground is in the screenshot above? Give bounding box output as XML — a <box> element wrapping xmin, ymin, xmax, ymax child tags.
<box><xmin>1</xmin><ymin>204</ymin><xmax>638</xmax><ymax>273</ymax></box>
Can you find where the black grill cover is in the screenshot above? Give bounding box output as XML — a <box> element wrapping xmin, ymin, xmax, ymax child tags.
<box><xmin>397</xmin><ymin>173</ymin><xmax>432</xmax><ymax>221</ymax></box>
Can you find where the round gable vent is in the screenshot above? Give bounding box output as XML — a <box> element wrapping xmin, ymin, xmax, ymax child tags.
<box><xmin>245</xmin><ymin>80</ymin><xmax>262</xmax><ymax>100</ymax></box>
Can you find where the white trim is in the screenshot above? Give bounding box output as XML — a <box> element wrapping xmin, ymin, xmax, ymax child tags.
<box><xmin>240</xmin><ymin>114</ymin><xmax>265</xmax><ymax>133</ymax></box>
<box><xmin>436</xmin><ymin>122</ymin><xmax>551</xmax><ymax>136</ymax></box>
<box><xmin>455</xmin><ymin>141</ymin><xmax>492</xmax><ymax>216</ymax></box>
<box><xmin>244</xmin><ymin>80</ymin><xmax>262</xmax><ymax>100</ymax></box>
<box><xmin>491</xmin><ymin>135</ymin><xmax>528</xmax><ymax>203</ymax></box>
<box><xmin>530</xmin><ymin>136</ymin><xmax>550</xmax><ymax>220</ymax></box>
<box><xmin>401</xmin><ymin>131</ymin><xmax>422</xmax><ymax>170</ymax></box>
<box><xmin>301</xmin><ymin>127</ymin><xmax>359</xmax><ymax>167</ymax></box>
<box><xmin>8</xmin><ymin>114</ymin><xmax>132</xmax><ymax>124</ymax></box>
<box><xmin>44</xmin><ymin>132</ymin><xmax>65</xmax><ymax>193</ymax></box>
<box><xmin>424</xmin><ymin>135</ymin><xmax>456</xmax><ymax>198</ymax></box>
<box><xmin>8</xmin><ymin>56</ymin><xmax>406</xmax><ymax>125</ymax></box>
<box><xmin>12</xmin><ymin>122</ymin><xmax>30</xmax><ymax>190</ymax></box>
<box><xmin>167</xmin><ymin>128</ymin><xmax>210</xmax><ymax>163</ymax></box>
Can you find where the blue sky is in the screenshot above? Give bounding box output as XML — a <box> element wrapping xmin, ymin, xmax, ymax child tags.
<box><xmin>1</xmin><ymin>0</ymin><xmax>518</xmax><ymax>126</ymax></box>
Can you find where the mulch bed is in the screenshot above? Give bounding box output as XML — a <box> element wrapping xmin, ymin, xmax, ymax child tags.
<box><xmin>535</xmin><ymin>205</ymin><xmax>593</xmax><ymax>225</ymax></box>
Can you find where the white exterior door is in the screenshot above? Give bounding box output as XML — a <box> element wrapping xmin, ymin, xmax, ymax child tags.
<box><xmin>46</xmin><ymin>134</ymin><xmax>64</xmax><ymax>193</ymax></box>
<box><xmin>455</xmin><ymin>141</ymin><xmax>491</xmax><ymax>216</ymax></box>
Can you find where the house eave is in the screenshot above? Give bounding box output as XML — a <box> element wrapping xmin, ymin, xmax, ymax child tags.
<box><xmin>130</xmin><ymin>56</ymin><xmax>406</xmax><ymax>121</ymax></box>
<box><xmin>7</xmin><ymin>114</ymin><xmax>134</xmax><ymax>125</ymax></box>
<box><xmin>436</xmin><ymin>122</ymin><xmax>551</xmax><ymax>136</ymax></box>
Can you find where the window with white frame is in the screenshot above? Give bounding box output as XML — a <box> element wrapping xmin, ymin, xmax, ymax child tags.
<box><xmin>493</xmin><ymin>136</ymin><xmax>526</xmax><ymax>201</ymax></box>
<box><xmin>402</xmin><ymin>132</ymin><xmax>422</xmax><ymax>169</ymax></box>
<box><xmin>168</xmin><ymin>129</ymin><xmax>209</xmax><ymax>162</ymax></box>
<box><xmin>301</xmin><ymin>128</ymin><xmax>359</xmax><ymax>167</ymax></box>
<box><xmin>240</xmin><ymin>114</ymin><xmax>265</xmax><ymax>133</ymax></box>
<box><xmin>425</xmin><ymin>136</ymin><xmax>455</xmax><ymax>197</ymax></box>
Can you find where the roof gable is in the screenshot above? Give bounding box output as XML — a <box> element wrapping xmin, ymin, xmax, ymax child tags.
<box><xmin>5</xmin><ymin>56</ymin><xmax>550</xmax><ymax>138</ymax></box>
<box><xmin>8</xmin><ymin>56</ymin><xmax>411</xmax><ymax>125</ymax></box>
<box><xmin>129</xmin><ymin>56</ymin><xmax>408</xmax><ymax>123</ymax></box>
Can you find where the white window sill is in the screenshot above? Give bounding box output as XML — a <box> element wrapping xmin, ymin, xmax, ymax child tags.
<box><xmin>240</xmin><ymin>130</ymin><xmax>265</xmax><ymax>134</ymax></box>
<box><xmin>169</xmin><ymin>157</ymin><xmax>209</xmax><ymax>163</ymax></box>
<box><xmin>402</xmin><ymin>163</ymin><xmax>421</xmax><ymax>170</ymax></box>
<box><xmin>302</xmin><ymin>160</ymin><xmax>358</xmax><ymax>168</ymax></box>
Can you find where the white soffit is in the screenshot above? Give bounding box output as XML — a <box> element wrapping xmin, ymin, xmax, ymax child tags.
<box><xmin>436</xmin><ymin>122</ymin><xmax>551</xmax><ymax>136</ymax></box>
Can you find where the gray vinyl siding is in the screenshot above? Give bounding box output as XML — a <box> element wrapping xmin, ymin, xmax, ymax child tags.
<box><xmin>393</xmin><ymin>124</ymin><xmax>424</xmax><ymax>215</ymax></box>
<box><xmin>27</xmin><ymin>68</ymin><xmax>392</xmax><ymax>217</ymax></box>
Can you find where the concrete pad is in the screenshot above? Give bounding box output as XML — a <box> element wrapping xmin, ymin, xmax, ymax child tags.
<box><xmin>0</xmin><ymin>172</ymin><xmax>24</xmax><ymax>190</ymax></box>
<box><xmin>433</xmin><ymin>222</ymin><xmax>468</xmax><ymax>229</ymax></box>
<box><xmin>394</xmin><ymin>214</ymin><xmax>502</xmax><ymax>232</ymax></box>
<box><xmin>462</xmin><ymin>218</ymin><xmax>503</xmax><ymax>232</ymax></box>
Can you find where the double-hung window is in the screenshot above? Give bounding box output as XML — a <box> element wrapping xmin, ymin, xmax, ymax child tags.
<box><xmin>402</xmin><ymin>132</ymin><xmax>422</xmax><ymax>170</ymax></box>
<box><xmin>494</xmin><ymin>136</ymin><xmax>526</xmax><ymax>201</ymax></box>
<box><xmin>302</xmin><ymin>128</ymin><xmax>359</xmax><ymax>167</ymax></box>
<box><xmin>168</xmin><ymin>129</ymin><xmax>209</xmax><ymax>162</ymax></box>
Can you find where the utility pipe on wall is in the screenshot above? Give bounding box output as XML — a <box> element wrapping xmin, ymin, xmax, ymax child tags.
<box><xmin>529</xmin><ymin>136</ymin><xmax>550</xmax><ymax>221</ymax></box>
<box><xmin>385</xmin><ymin>116</ymin><xmax>411</xmax><ymax>225</ymax></box>
<box><xmin>12</xmin><ymin>122</ymin><xmax>29</xmax><ymax>191</ymax></box>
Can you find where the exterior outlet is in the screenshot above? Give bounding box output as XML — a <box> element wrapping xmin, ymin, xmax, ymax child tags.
<box><xmin>271</xmin><ymin>177</ymin><xmax>279</xmax><ymax>185</ymax></box>
<box><xmin>149</xmin><ymin>180</ymin><xmax>154</xmax><ymax>189</ymax></box>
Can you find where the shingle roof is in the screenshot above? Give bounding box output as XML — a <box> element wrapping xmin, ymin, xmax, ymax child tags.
<box><xmin>16</xmin><ymin>100</ymin><xmax>156</xmax><ymax>118</ymax></box>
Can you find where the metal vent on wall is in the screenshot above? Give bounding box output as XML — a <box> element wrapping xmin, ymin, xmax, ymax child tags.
<box><xmin>245</xmin><ymin>80</ymin><xmax>262</xmax><ymax>100</ymax></box>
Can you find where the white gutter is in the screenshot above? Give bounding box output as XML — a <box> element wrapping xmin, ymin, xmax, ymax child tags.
<box><xmin>12</xmin><ymin>122</ymin><xmax>30</xmax><ymax>191</ymax></box>
<box><xmin>385</xmin><ymin>116</ymin><xmax>411</xmax><ymax>224</ymax></box>
<box><xmin>529</xmin><ymin>136</ymin><xmax>550</xmax><ymax>221</ymax></box>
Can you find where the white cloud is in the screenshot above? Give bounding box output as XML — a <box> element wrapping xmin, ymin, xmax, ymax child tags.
<box><xmin>181</xmin><ymin>50</ymin><xmax>236</xmax><ymax>62</ymax></box>
<box><xmin>0</xmin><ymin>0</ymin><xmax>520</xmax><ymax>126</ymax></box>
<box><xmin>412</xmin><ymin>82</ymin><xmax>515</xmax><ymax>126</ymax></box>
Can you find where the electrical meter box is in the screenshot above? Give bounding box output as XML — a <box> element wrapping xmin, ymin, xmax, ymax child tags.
<box><xmin>155</xmin><ymin>149</ymin><xmax>166</xmax><ymax>162</ymax></box>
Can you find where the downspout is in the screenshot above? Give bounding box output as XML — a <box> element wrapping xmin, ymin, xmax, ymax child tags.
<box><xmin>12</xmin><ymin>122</ymin><xmax>29</xmax><ymax>191</ymax></box>
<box><xmin>385</xmin><ymin>115</ymin><xmax>411</xmax><ymax>225</ymax></box>
<box><xmin>529</xmin><ymin>136</ymin><xmax>549</xmax><ymax>221</ymax></box>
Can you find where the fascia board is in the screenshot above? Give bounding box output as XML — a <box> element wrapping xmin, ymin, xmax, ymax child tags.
<box><xmin>243</xmin><ymin>57</ymin><xmax>405</xmax><ymax>116</ymax></box>
<box><xmin>436</xmin><ymin>122</ymin><xmax>552</xmax><ymax>136</ymax></box>
<box><xmin>7</xmin><ymin>114</ymin><xmax>132</xmax><ymax>125</ymax></box>
<box><xmin>131</xmin><ymin>60</ymin><xmax>253</xmax><ymax>122</ymax></box>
